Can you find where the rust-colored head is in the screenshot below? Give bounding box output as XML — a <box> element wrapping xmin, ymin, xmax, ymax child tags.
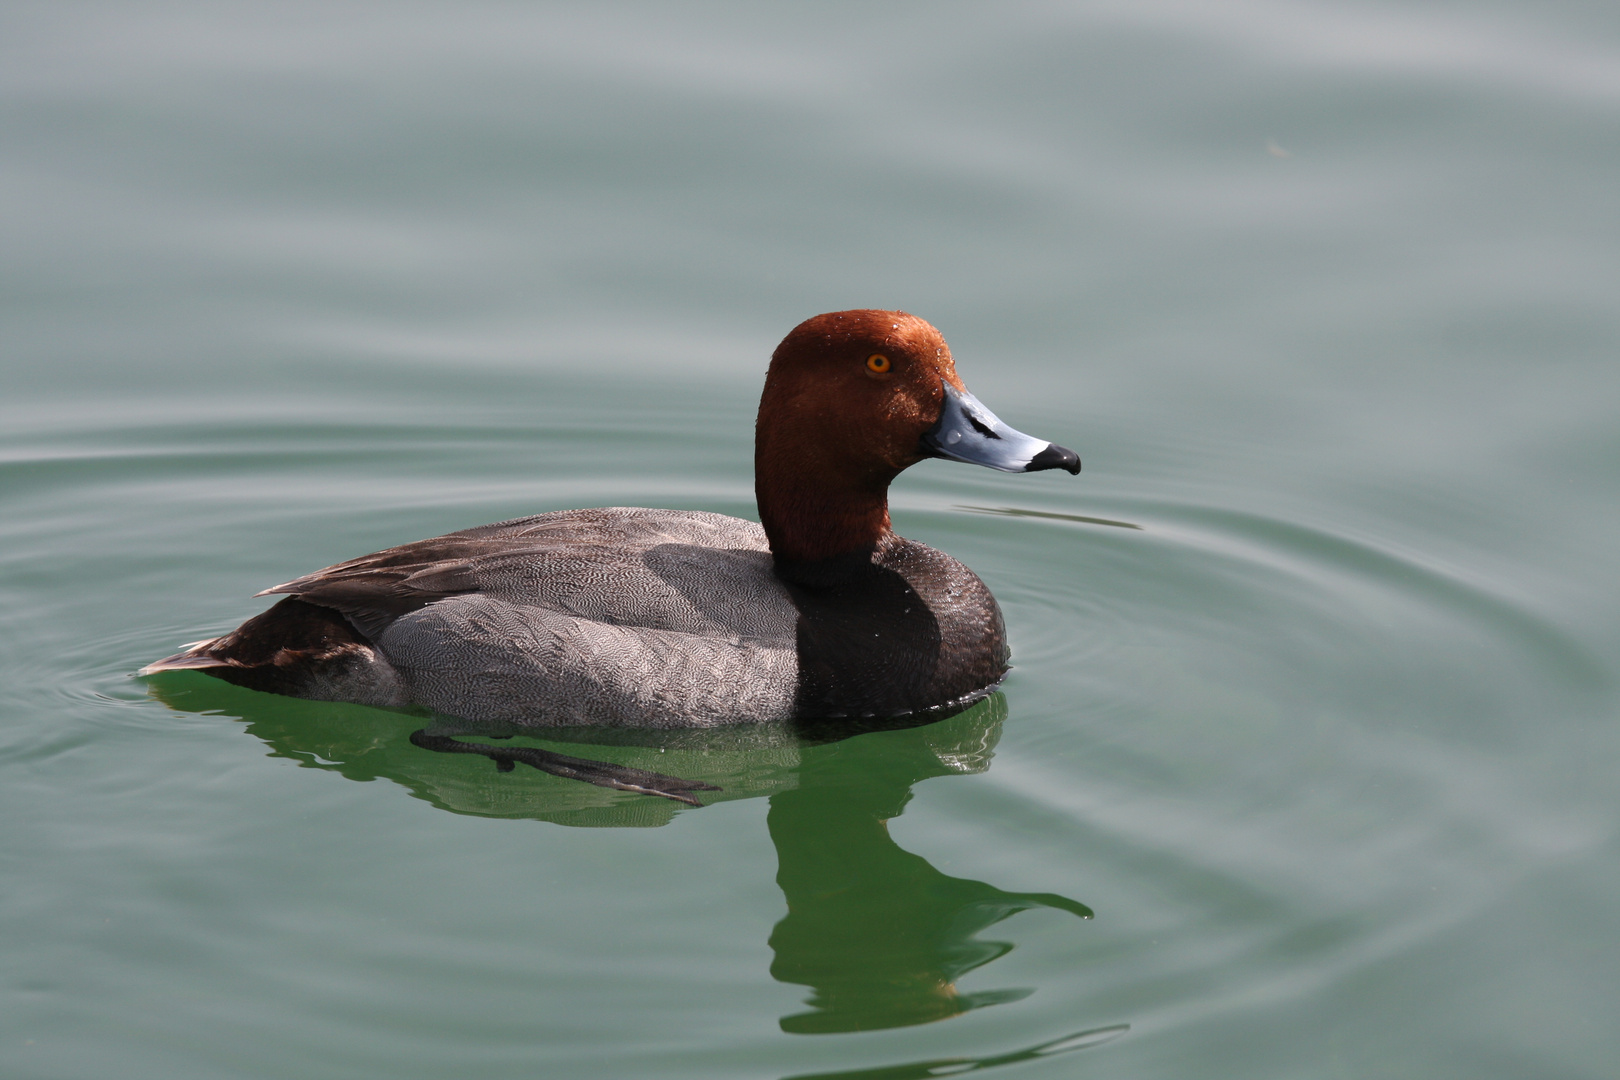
<box><xmin>754</xmin><ymin>310</ymin><xmax>1078</xmax><ymax>567</ymax></box>
<box><xmin>754</xmin><ymin>310</ymin><xmax>957</xmax><ymax>564</ymax></box>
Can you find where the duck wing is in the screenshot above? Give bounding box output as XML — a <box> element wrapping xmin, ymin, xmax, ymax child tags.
<box><xmin>257</xmin><ymin>508</ymin><xmax>778</xmax><ymax>642</ymax></box>
<box><xmin>256</xmin><ymin>524</ymin><xmax>544</xmax><ymax>641</ymax></box>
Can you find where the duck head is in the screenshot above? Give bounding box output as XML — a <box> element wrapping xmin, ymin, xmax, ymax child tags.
<box><xmin>755</xmin><ymin>310</ymin><xmax>1080</xmax><ymax>566</ymax></box>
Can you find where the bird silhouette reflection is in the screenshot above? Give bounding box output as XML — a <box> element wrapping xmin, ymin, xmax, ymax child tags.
<box><xmin>146</xmin><ymin>674</ymin><xmax>1091</xmax><ymax>1034</ymax></box>
<box><xmin>763</xmin><ymin>711</ymin><xmax>1091</xmax><ymax>1033</ymax></box>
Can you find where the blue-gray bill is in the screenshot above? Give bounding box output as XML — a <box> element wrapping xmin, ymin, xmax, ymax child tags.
<box><xmin>920</xmin><ymin>382</ymin><xmax>1081</xmax><ymax>474</ymax></box>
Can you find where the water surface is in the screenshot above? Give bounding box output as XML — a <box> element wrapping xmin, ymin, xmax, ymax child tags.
<box><xmin>3</xmin><ymin>3</ymin><xmax>1619</xmax><ymax>1077</ymax></box>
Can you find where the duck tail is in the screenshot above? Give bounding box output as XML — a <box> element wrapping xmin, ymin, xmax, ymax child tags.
<box><xmin>136</xmin><ymin>598</ymin><xmax>408</xmax><ymax>706</ymax></box>
<box><xmin>138</xmin><ymin>642</ymin><xmax>230</xmax><ymax>675</ymax></box>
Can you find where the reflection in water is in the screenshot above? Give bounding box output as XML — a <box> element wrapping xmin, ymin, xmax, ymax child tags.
<box><xmin>782</xmin><ymin>1024</ymin><xmax>1129</xmax><ymax>1079</ymax></box>
<box><xmin>406</xmin><ymin>730</ymin><xmax>721</xmax><ymax>805</ymax></box>
<box><xmin>958</xmin><ymin>505</ymin><xmax>1143</xmax><ymax>530</ymax></box>
<box><xmin>767</xmin><ymin>723</ymin><xmax>1092</xmax><ymax>1034</ymax></box>
<box><xmin>147</xmin><ymin>674</ymin><xmax>1092</xmax><ymax>1034</ymax></box>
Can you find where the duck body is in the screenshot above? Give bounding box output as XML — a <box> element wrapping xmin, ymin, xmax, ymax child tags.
<box><xmin>157</xmin><ymin>507</ymin><xmax>1007</xmax><ymax>728</ymax></box>
<box><xmin>144</xmin><ymin>310</ymin><xmax>1077</xmax><ymax>728</ymax></box>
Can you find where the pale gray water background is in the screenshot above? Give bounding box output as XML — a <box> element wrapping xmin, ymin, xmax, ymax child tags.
<box><xmin>4</xmin><ymin>2</ymin><xmax>1619</xmax><ymax>1077</ymax></box>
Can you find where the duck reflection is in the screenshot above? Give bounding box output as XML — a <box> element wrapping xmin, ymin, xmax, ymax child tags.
<box><xmin>765</xmin><ymin>714</ymin><xmax>1091</xmax><ymax>1034</ymax></box>
<box><xmin>147</xmin><ymin>674</ymin><xmax>1090</xmax><ymax>1033</ymax></box>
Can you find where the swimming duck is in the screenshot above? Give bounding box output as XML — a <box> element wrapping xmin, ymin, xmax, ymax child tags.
<box><xmin>142</xmin><ymin>310</ymin><xmax>1079</xmax><ymax>728</ymax></box>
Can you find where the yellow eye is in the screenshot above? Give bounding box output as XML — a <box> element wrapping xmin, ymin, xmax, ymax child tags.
<box><xmin>866</xmin><ymin>353</ymin><xmax>891</xmax><ymax>374</ymax></box>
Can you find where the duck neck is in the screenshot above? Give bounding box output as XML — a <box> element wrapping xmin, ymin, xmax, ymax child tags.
<box><xmin>756</xmin><ymin>477</ymin><xmax>896</xmax><ymax>581</ymax></box>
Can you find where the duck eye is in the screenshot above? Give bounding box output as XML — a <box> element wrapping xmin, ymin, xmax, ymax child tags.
<box><xmin>866</xmin><ymin>353</ymin><xmax>891</xmax><ymax>374</ymax></box>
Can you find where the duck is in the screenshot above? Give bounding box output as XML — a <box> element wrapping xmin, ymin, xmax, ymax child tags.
<box><xmin>142</xmin><ymin>310</ymin><xmax>1079</xmax><ymax>729</ymax></box>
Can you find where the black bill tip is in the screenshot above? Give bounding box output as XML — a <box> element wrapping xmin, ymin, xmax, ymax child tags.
<box><xmin>1026</xmin><ymin>443</ymin><xmax>1081</xmax><ymax>474</ymax></box>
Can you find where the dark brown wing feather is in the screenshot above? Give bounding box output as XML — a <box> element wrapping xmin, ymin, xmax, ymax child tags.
<box><xmin>257</xmin><ymin>532</ymin><xmax>502</xmax><ymax>640</ymax></box>
<box><xmin>255</xmin><ymin>513</ymin><xmax>607</xmax><ymax>640</ymax></box>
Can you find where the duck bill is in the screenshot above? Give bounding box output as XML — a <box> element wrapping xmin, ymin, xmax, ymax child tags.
<box><xmin>920</xmin><ymin>382</ymin><xmax>1081</xmax><ymax>474</ymax></box>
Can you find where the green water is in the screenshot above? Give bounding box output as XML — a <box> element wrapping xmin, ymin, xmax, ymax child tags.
<box><xmin>4</xmin><ymin>3</ymin><xmax>1618</xmax><ymax>1077</ymax></box>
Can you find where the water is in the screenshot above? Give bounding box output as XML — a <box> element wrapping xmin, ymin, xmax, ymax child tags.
<box><xmin>4</xmin><ymin>2</ymin><xmax>1619</xmax><ymax>1077</ymax></box>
